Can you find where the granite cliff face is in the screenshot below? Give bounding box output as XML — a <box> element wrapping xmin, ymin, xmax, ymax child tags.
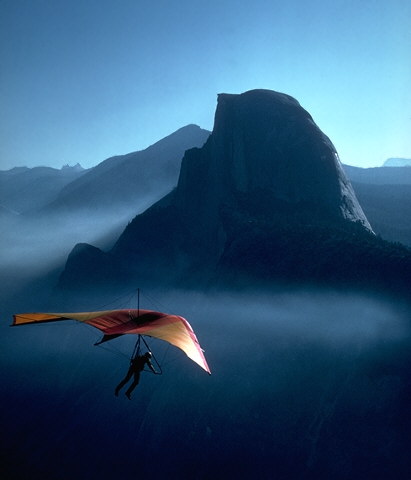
<box><xmin>109</xmin><ymin>90</ymin><xmax>373</xmax><ymax>277</ymax></box>
<box><xmin>175</xmin><ymin>90</ymin><xmax>371</xmax><ymax>231</ymax></box>
<box><xmin>59</xmin><ymin>90</ymin><xmax>411</xmax><ymax>297</ymax></box>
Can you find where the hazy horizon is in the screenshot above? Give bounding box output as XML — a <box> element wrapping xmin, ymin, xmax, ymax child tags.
<box><xmin>1</xmin><ymin>0</ymin><xmax>410</xmax><ymax>171</ymax></box>
<box><xmin>1</xmin><ymin>121</ymin><xmax>410</xmax><ymax>173</ymax></box>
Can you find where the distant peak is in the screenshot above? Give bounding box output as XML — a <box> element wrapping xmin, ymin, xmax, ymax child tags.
<box><xmin>4</xmin><ymin>166</ymin><xmax>29</xmax><ymax>173</ymax></box>
<box><xmin>181</xmin><ymin>123</ymin><xmax>202</xmax><ymax>129</ymax></box>
<box><xmin>172</xmin><ymin>124</ymin><xmax>209</xmax><ymax>134</ymax></box>
<box><xmin>383</xmin><ymin>158</ymin><xmax>411</xmax><ymax>167</ymax></box>
<box><xmin>61</xmin><ymin>163</ymin><xmax>84</xmax><ymax>171</ymax></box>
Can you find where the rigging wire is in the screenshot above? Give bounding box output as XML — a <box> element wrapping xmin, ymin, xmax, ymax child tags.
<box><xmin>95</xmin><ymin>342</ymin><xmax>130</xmax><ymax>360</ymax></box>
<box><xmin>74</xmin><ymin>287</ymin><xmax>179</xmax><ymax>372</ymax></box>
<box><xmin>97</xmin><ymin>288</ymin><xmax>137</xmax><ymax>310</ymax></box>
<box><xmin>139</xmin><ymin>290</ymin><xmax>171</xmax><ymax>314</ymax></box>
<box><xmin>79</xmin><ymin>288</ymin><xmax>139</xmax><ymax>360</ymax></box>
<box><xmin>75</xmin><ymin>320</ymin><xmax>131</xmax><ymax>359</ymax></box>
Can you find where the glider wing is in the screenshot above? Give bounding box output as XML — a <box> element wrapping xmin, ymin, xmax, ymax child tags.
<box><xmin>13</xmin><ymin>309</ymin><xmax>211</xmax><ymax>374</ymax></box>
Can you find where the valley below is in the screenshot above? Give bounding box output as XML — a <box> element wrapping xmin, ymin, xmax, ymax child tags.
<box><xmin>2</xmin><ymin>288</ymin><xmax>411</xmax><ymax>479</ymax></box>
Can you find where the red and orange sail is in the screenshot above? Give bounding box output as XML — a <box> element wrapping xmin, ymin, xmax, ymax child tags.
<box><xmin>12</xmin><ymin>309</ymin><xmax>211</xmax><ymax>374</ymax></box>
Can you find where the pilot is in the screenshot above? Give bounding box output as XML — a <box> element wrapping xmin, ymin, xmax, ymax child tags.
<box><xmin>115</xmin><ymin>351</ymin><xmax>156</xmax><ymax>399</ymax></box>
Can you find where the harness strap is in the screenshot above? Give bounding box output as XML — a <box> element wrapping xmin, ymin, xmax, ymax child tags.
<box><xmin>132</xmin><ymin>334</ymin><xmax>163</xmax><ymax>375</ymax></box>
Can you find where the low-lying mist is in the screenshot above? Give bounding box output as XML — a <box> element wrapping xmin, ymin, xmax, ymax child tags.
<box><xmin>0</xmin><ymin>192</ymin><xmax>164</xmax><ymax>301</ymax></box>
<box><xmin>2</xmin><ymin>289</ymin><xmax>410</xmax><ymax>479</ymax></box>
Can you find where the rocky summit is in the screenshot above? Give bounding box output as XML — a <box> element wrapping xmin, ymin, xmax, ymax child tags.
<box><xmin>58</xmin><ymin>90</ymin><xmax>411</xmax><ymax>299</ymax></box>
<box><xmin>175</xmin><ymin>89</ymin><xmax>371</xmax><ymax>231</ymax></box>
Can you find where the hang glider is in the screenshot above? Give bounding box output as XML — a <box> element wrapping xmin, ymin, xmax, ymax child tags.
<box><xmin>12</xmin><ymin>309</ymin><xmax>211</xmax><ymax>374</ymax></box>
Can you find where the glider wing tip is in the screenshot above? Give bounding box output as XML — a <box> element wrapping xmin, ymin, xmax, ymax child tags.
<box><xmin>10</xmin><ymin>315</ymin><xmax>21</xmax><ymax>326</ymax></box>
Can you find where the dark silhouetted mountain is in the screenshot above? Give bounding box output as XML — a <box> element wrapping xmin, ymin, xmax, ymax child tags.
<box><xmin>344</xmin><ymin>164</ymin><xmax>411</xmax><ymax>185</ymax></box>
<box><xmin>58</xmin><ymin>90</ymin><xmax>411</xmax><ymax>300</ymax></box>
<box><xmin>0</xmin><ymin>164</ymin><xmax>86</xmax><ymax>213</ymax></box>
<box><xmin>42</xmin><ymin>125</ymin><xmax>210</xmax><ymax>214</ymax></box>
<box><xmin>383</xmin><ymin>157</ymin><xmax>411</xmax><ymax>167</ymax></box>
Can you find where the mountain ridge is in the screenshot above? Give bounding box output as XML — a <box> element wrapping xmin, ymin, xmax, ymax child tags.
<box><xmin>41</xmin><ymin>124</ymin><xmax>210</xmax><ymax>213</ymax></box>
<box><xmin>57</xmin><ymin>90</ymin><xmax>411</xmax><ymax>301</ymax></box>
<box><xmin>0</xmin><ymin>165</ymin><xmax>87</xmax><ymax>213</ymax></box>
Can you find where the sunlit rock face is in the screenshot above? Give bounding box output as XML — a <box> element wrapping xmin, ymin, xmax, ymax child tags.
<box><xmin>175</xmin><ymin>89</ymin><xmax>371</xmax><ymax>232</ymax></box>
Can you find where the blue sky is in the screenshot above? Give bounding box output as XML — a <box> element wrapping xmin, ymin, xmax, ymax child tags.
<box><xmin>1</xmin><ymin>0</ymin><xmax>410</xmax><ymax>170</ymax></box>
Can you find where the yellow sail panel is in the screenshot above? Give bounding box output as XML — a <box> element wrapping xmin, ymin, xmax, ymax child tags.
<box><xmin>12</xmin><ymin>310</ymin><xmax>119</xmax><ymax>326</ymax></box>
<box><xmin>13</xmin><ymin>313</ymin><xmax>66</xmax><ymax>325</ymax></box>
